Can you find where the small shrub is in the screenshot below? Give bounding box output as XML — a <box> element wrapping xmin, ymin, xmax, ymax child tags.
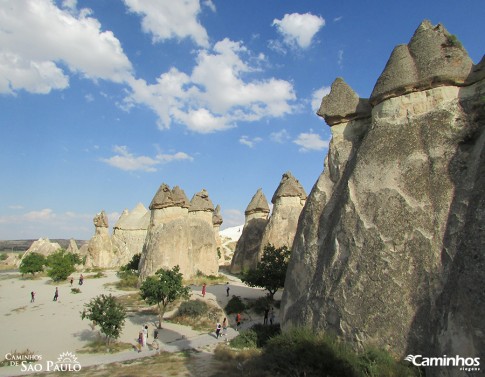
<box><xmin>0</xmin><ymin>253</ymin><xmax>8</xmax><ymax>261</ymax></box>
<box><xmin>225</xmin><ymin>295</ymin><xmax>246</xmax><ymax>314</ymax></box>
<box><xmin>90</xmin><ymin>271</ymin><xmax>106</xmax><ymax>279</ymax></box>
<box><xmin>177</xmin><ymin>299</ymin><xmax>208</xmax><ymax>317</ymax></box>
<box><xmin>71</xmin><ymin>288</ymin><xmax>81</xmax><ymax>294</ymax></box>
<box><xmin>116</xmin><ymin>272</ymin><xmax>139</xmax><ymax>290</ymax></box>
<box><xmin>230</xmin><ymin>329</ymin><xmax>258</xmax><ymax>349</ymax></box>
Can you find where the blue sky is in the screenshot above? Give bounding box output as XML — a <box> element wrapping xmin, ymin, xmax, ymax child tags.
<box><xmin>1</xmin><ymin>0</ymin><xmax>484</xmax><ymax>240</ymax></box>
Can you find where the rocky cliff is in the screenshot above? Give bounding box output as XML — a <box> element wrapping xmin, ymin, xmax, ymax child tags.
<box><xmin>281</xmin><ymin>20</ymin><xmax>484</xmax><ymax>375</ymax></box>
<box><xmin>259</xmin><ymin>171</ymin><xmax>307</xmax><ymax>255</ymax></box>
<box><xmin>230</xmin><ymin>188</ymin><xmax>270</xmax><ymax>273</ymax></box>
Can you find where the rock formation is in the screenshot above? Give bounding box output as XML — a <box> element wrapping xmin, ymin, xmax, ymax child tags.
<box><xmin>83</xmin><ymin>210</ymin><xmax>118</xmax><ymax>268</ymax></box>
<box><xmin>66</xmin><ymin>239</ymin><xmax>79</xmax><ymax>254</ymax></box>
<box><xmin>138</xmin><ymin>185</ymin><xmax>219</xmax><ymax>279</ymax></box>
<box><xmin>281</xmin><ymin>20</ymin><xmax>484</xmax><ymax>375</ymax></box>
<box><xmin>259</xmin><ymin>171</ymin><xmax>307</xmax><ymax>254</ymax></box>
<box><xmin>112</xmin><ymin>203</ymin><xmax>149</xmax><ymax>265</ymax></box>
<box><xmin>230</xmin><ymin>188</ymin><xmax>270</xmax><ymax>273</ymax></box>
<box><xmin>212</xmin><ymin>205</ymin><xmax>224</xmax><ymax>263</ymax></box>
<box><xmin>19</xmin><ymin>238</ymin><xmax>62</xmax><ymax>265</ymax></box>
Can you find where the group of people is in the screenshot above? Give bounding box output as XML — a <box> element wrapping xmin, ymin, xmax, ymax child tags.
<box><xmin>263</xmin><ymin>307</ymin><xmax>276</xmax><ymax>325</ymax></box>
<box><xmin>137</xmin><ymin>324</ymin><xmax>159</xmax><ymax>352</ymax></box>
<box><xmin>29</xmin><ymin>274</ymin><xmax>86</xmax><ymax>304</ymax></box>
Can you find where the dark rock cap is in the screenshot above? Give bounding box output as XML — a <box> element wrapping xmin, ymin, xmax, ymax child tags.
<box><xmin>172</xmin><ymin>186</ymin><xmax>190</xmax><ymax>208</ymax></box>
<box><xmin>212</xmin><ymin>204</ymin><xmax>223</xmax><ymax>226</ymax></box>
<box><xmin>93</xmin><ymin>210</ymin><xmax>108</xmax><ymax>228</ymax></box>
<box><xmin>149</xmin><ymin>183</ymin><xmax>173</xmax><ymax>210</ymax></box>
<box><xmin>245</xmin><ymin>188</ymin><xmax>270</xmax><ymax>216</ymax></box>
<box><xmin>317</xmin><ymin>77</ymin><xmax>372</xmax><ymax>126</ymax></box>
<box><xmin>370</xmin><ymin>20</ymin><xmax>475</xmax><ymax>105</ymax></box>
<box><xmin>271</xmin><ymin>171</ymin><xmax>307</xmax><ymax>204</ymax></box>
<box><xmin>189</xmin><ymin>189</ymin><xmax>214</xmax><ymax>212</ymax></box>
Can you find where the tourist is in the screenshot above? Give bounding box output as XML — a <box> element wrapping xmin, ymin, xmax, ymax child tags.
<box><xmin>137</xmin><ymin>331</ymin><xmax>143</xmax><ymax>352</ymax></box>
<box><xmin>222</xmin><ymin>317</ymin><xmax>228</xmax><ymax>336</ymax></box>
<box><xmin>142</xmin><ymin>325</ymin><xmax>148</xmax><ymax>346</ymax></box>
<box><xmin>79</xmin><ymin>274</ymin><xmax>84</xmax><ymax>285</ymax></box>
<box><xmin>225</xmin><ymin>282</ymin><xmax>230</xmax><ymax>297</ymax></box>
<box><xmin>53</xmin><ymin>287</ymin><xmax>59</xmax><ymax>302</ymax></box>
<box><xmin>202</xmin><ymin>283</ymin><xmax>206</xmax><ymax>298</ymax></box>
<box><xmin>70</xmin><ymin>277</ymin><xmax>73</xmax><ymax>286</ymax></box>
<box><xmin>30</xmin><ymin>291</ymin><xmax>35</xmax><ymax>303</ymax></box>
<box><xmin>235</xmin><ymin>312</ymin><xmax>241</xmax><ymax>331</ymax></box>
<box><xmin>215</xmin><ymin>321</ymin><xmax>222</xmax><ymax>338</ymax></box>
<box><xmin>269</xmin><ymin>308</ymin><xmax>275</xmax><ymax>325</ymax></box>
<box><xmin>263</xmin><ymin>307</ymin><xmax>269</xmax><ymax>325</ymax></box>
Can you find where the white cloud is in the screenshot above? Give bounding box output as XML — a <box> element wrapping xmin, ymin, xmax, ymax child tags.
<box><xmin>24</xmin><ymin>209</ymin><xmax>55</xmax><ymax>221</ymax></box>
<box><xmin>202</xmin><ymin>0</ymin><xmax>216</xmax><ymax>12</ymax></box>
<box><xmin>338</xmin><ymin>49</ymin><xmax>344</xmax><ymax>68</ymax></box>
<box><xmin>125</xmin><ymin>38</ymin><xmax>296</xmax><ymax>133</ymax></box>
<box><xmin>102</xmin><ymin>145</ymin><xmax>193</xmax><ymax>172</ymax></box>
<box><xmin>8</xmin><ymin>205</ymin><xmax>24</xmax><ymax>210</ymax></box>
<box><xmin>270</xmin><ymin>129</ymin><xmax>291</xmax><ymax>143</ymax></box>
<box><xmin>0</xmin><ymin>0</ymin><xmax>133</xmax><ymax>94</ymax></box>
<box><xmin>239</xmin><ymin>136</ymin><xmax>262</xmax><ymax>148</ymax></box>
<box><xmin>123</xmin><ymin>0</ymin><xmax>209</xmax><ymax>47</ymax></box>
<box><xmin>334</xmin><ymin>16</ymin><xmax>343</xmax><ymax>22</ymax></box>
<box><xmin>272</xmin><ymin>13</ymin><xmax>325</xmax><ymax>49</ymax></box>
<box><xmin>85</xmin><ymin>93</ymin><xmax>94</xmax><ymax>102</ymax></box>
<box><xmin>293</xmin><ymin>131</ymin><xmax>329</xmax><ymax>152</ymax></box>
<box><xmin>311</xmin><ymin>86</ymin><xmax>331</xmax><ymax>113</ymax></box>
<box><xmin>222</xmin><ymin>209</ymin><xmax>244</xmax><ymax>228</ymax></box>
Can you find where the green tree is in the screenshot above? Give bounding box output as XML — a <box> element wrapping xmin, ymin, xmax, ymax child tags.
<box><xmin>19</xmin><ymin>252</ymin><xmax>46</xmax><ymax>276</ymax></box>
<box><xmin>241</xmin><ymin>244</ymin><xmax>291</xmax><ymax>299</ymax></box>
<box><xmin>119</xmin><ymin>253</ymin><xmax>141</xmax><ymax>273</ymax></box>
<box><xmin>139</xmin><ymin>265</ymin><xmax>190</xmax><ymax>328</ymax></box>
<box><xmin>46</xmin><ymin>249</ymin><xmax>76</xmax><ymax>281</ymax></box>
<box><xmin>81</xmin><ymin>294</ymin><xmax>126</xmax><ymax>344</ymax></box>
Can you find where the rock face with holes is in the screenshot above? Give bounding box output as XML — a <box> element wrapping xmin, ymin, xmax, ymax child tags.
<box><xmin>138</xmin><ymin>184</ymin><xmax>219</xmax><ymax>280</ymax></box>
<box><xmin>281</xmin><ymin>20</ymin><xmax>485</xmax><ymax>374</ymax></box>
<box><xmin>230</xmin><ymin>188</ymin><xmax>270</xmax><ymax>273</ymax></box>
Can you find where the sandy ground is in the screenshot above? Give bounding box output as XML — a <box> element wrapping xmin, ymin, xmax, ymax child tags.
<box><xmin>0</xmin><ymin>270</ymin><xmax>277</xmax><ymax>377</ymax></box>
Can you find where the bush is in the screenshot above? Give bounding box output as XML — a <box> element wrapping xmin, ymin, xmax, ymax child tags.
<box><xmin>230</xmin><ymin>324</ymin><xmax>280</xmax><ymax>349</ymax></box>
<box><xmin>177</xmin><ymin>300</ymin><xmax>208</xmax><ymax>317</ymax></box>
<box><xmin>71</xmin><ymin>288</ymin><xmax>81</xmax><ymax>294</ymax></box>
<box><xmin>246</xmin><ymin>296</ymin><xmax>273</xmax><ymax>315</ymax></box>
<box><xmin>225</xmin><ymin>295</ymin><xmax>246</xmax><ymax>314</ymax></box>
<box><xmin>116</xmin><ymin>272</ymin><xmax>139</xmax><ymax>290</ymax></box>
<box><xmin>261</xmin><ymin>328</ymin><xmax>360</xmax><ymax>377</ymax></box>
<box><xmin>119</xmin><ymin>253</ymin><xmax>141</xmax><ymax>273</ymax></box>
<box><xmin>19</xmin><ymin>253</ymin><xmax>46</xmax><ymax>276</ymax></box>
<box><xmin>230</xmin><ymin>329</ymin><xmax>258</xmax><ymax>349</ymax></box>
<box><xmin>46</xmin><ymin>250</ymin><xmax>76</xmax><ymax>282</ymax></box>
<box><xmin>0</xmin><ymin>253</ymin><xmax>8</xmax><ymax>261</ymax></box>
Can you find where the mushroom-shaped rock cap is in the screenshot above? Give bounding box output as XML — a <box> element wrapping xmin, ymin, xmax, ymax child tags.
<box><xmin>189</xmin><ymin>189</ymin><xmax>214</xmax><ymax>212</ymax></box>
<box><xmin>317</xmin><ymin>78</ymin><xmax>371</xmax><ymax>126</ymax></box>
<box><xmin>93</xmin><ymin>210</ymin><xmax>108</xmax><ymax>228</ymax></box>
<box><xmin>172</xmin><ymin>186</ymin><xmax>190</xmax><ymax>208</ymax></box>
<box><xmin>149</xmin><ymin>183</ymin><xmax>172</xmax><ymax>210</ymax></box>
<box><xmin>271</xmin><ymin>171</ymin><xmax>307</xmax><ymax>204</ymax></box>
<box><xmin>212</xmin><ymin>204</ymin><xmax>223</xmax><ymax>226</ymax></box>
<box><xmin>370</xmin><ymin>20</ymin><xmax>474</xmax><ymax>105</ymax></box>
<box><xmin>245</xmin><ymin>188</ymin><xmax>270</xmax><ymax>216</ymax></box>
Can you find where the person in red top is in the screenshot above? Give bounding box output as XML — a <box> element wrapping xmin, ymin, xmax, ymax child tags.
<box><xmin>202</xmin><ymin>283</ymin><xmax>206</xmax><ymax>298</ymax></box>
<box><xmin>235</xmin><ymin>312</ymin><xmax>242</xmax><ymax>331</ymax></box>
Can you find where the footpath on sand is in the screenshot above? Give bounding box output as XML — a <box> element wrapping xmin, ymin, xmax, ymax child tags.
<box><xmin>0</xmin><ymin>271</ymin><xmax>272</xmax><ymax>377</ymax></box>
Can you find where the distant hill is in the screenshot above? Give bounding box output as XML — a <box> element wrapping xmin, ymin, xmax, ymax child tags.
<box><xmin>0</xmin><ymin>239</ymin><xmax>88</xmax><ymax>253</ymax></box>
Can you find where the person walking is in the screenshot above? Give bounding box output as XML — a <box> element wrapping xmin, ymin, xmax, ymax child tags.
<box><xmin>137</xmin><ymin>331</ymin><xmax>143</xmax><ymax>352</ymax></box>
<box><xmin>222</xmin><ymin>317</ymin><xmax>228</xmax><ymax>336</ymax></box>
<box><xmin>202</xmin><ymin>283</ymin><xmax>206</xmax><ymax>298</ymax></box>
<box><xmin>215</xmin><ymin>322</ymin><xmax>222</xmax><ymax>338</ymax></box>
<box><xmin>235</xmin><ymin>312</ymin><xmax>242</xmax><ymax>331</ymax></box>
<box><xmin>70</xmin><ymin>277</ymin><xmax>73</xmax><ymax>286</ymax></box>
<box><xmin>53</xmin><ymin>287</ymin><xmax>59</xmax><ymax>302</ymax></box>
<box><xmin>263</xmin><ymin>307</ymin><xmax>269</xmax><ymax>325</ymax></box>
<box><xmin>269</xmin><ymin>308</ymin><xmax>275</xmax><ymax>325</ymax></box>
<box><xmin>225</xmin><ymin>282</ymin><xmax>230</xmax><ymax>297</ymax></box>
<box><xmin>79</xmin><ymin>274</ymin><xmax>84</xmax><ymax>285</ymax></box>
<box><xmin>142</xmin><ymin>325</ymin><xmax>148</xmax><ymax>346</ymax></box>
<box><xmin>30</xmin><ymin>291</ymin><xmax>35</xmax><ymax>303</ymax></box>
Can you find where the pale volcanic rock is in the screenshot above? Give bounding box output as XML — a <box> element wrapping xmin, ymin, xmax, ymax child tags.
<box><xmin>19</xmin><ymin>238</ymin><xmax>62</xmax><ymax>266</ymax></box>
<box><xmin>230</xmin><ymin>189</ymin><xmax>270</xmax><ymax>273</ymax></box>
<box><xmin>259</xmin><ymin>172</ymin><xmax>307</xmax><ymax>255</ymax></box>
<box><xmin>281</xmin><ymin>20</ymin><xmax>485</xmax><ymax>372</ymax></box>
<box><xmin>139</xmin><ymin>185</ymin><xmax>219</xmax><ymax>280</ymax></box>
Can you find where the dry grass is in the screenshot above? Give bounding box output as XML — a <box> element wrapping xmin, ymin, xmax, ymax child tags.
<box><xmin>77</xmin><ymin>340</ymin><xmax>134</xmax><ymax>354</ymax></box>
